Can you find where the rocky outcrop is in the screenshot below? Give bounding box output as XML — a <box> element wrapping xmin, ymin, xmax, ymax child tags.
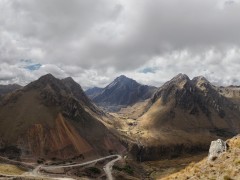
<box><xmin>208</xmin><ymin>139</ymin><xmax>228</xmax><ymax>161</ymax></box>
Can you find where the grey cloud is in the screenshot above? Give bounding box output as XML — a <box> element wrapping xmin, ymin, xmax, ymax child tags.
<box><xmin>10</xmin><ymin>0</ymin><xmax>120</xmax><ymax>40</ymax></box>
<box><xmin>60</xmin><ymin>0</ymin><xmax>240</xmax><ymax>70</ymax></box>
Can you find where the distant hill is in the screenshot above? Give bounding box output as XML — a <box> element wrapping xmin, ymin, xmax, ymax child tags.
<box><xmin>0</xmin><ymin>74</ymin><xmax>124</xmax><ymax>160</ymax></box>
<box><xmin>86</xmin><ymin>75</ymin><xmax>157</xmax><ymax>111</ymax></box>
<box><xmin>0</xmin><ymin>84</ymin><xmax>22</xmax><ymax>96</ymax></box>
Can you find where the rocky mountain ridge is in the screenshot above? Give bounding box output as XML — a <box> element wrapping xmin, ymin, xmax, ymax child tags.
<box><xmin>149</xmin><ymin>74</ymin><xmax>239</xmax><ymax>130</ymax></box>
<box><xmin>125</xmin><ymin>73</ymin><xmax>240</xmax><ymax>161</ymax></box>
<box><xmin>86</xmin><ymin>75</ymin><xmax>157</xmax><ymax>111</ymax></box>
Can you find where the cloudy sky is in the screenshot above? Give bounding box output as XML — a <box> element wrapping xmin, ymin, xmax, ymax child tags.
<box><xmin>1</xmin><ymin>0</ymin><xmax>240</xmax><ymax>89</ymax></box>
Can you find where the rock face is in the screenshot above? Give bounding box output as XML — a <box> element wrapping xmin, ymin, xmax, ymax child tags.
<box><xmin>208</xmin><ymin>139</ymin><xmax>227</xmax><ymax>161</ymax></box>
<box><xmin>86</xmin><ymin>75</ymin><xmax>157</xmax><ymax>111</ymax></box>
<box><xmin>0</xmin><ymin>74</ymin><xmax>124</xmax><ymax>159</ymax></box>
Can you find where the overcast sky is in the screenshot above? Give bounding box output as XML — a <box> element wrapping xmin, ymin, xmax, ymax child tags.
<box><xmin>1</xmin><ymin>0</ymin><xmax>240</xmax><ymax>89</ymax></box>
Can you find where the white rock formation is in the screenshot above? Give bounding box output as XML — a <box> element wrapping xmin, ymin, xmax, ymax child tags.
<box><xmin>208</xmin><ymin>139</ymin><xmax>227</xmax><ymax>161</ymax></box>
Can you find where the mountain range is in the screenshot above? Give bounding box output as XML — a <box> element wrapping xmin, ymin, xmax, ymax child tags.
<box><xmin>0</xmin><ymin>73</ymin><xmax>240</xmax><ymax>164</ymax></box>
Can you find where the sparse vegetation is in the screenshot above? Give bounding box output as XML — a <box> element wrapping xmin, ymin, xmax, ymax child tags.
<box><xmin>37</xmin><ymin>158</ymin><xmax>45</xmax><ymax>164</ymax></box>
<box><xmin>86</xmin><ymin>167</ymin><xmax>101</xmax><ymax>174</ymax></box>
<box><xmin>0</xmin><ymin>164</ymin><xmax>26</xmax><ymax>175</ymax></box>
<box><xmin>37</xmin><ymin>159</ymin><xmax>43</xmax><ymax>164</ymax></box>
<box><xmin>51</xmin><ymin>157</ymin><xmax>57</xmax><ymax>161</ymax></box>
<box><xmin>223</xmin><ymin>175</ymin><xmax>233</xmax><ymax>180</ymax></box>
<box><xmin>234</xmin><ymin>159</ymin><xmax>240</xmax><ymax>165</ymax></box>
<box><xmin>113</xmin><ymin>164</ymin><xmax>134</xmax><ymax>175</ymax></box>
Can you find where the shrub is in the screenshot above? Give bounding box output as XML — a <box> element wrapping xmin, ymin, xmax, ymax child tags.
<box><xmin>87</xmin><ymin>167</ymin><xmax>101</xmax><ymax>174</ymax></box>
<box><xmin>123</xmin><ymin>165</ymin><xmax>134</xmax><ymax>175</ymax></box>
<box><xmin>223</xmin><ymin>175</ymin><xmax>233</xmax><ymax>180</ymax></box>
<box><xmin>113</xmin><ymin>165</ymin><xmax>134</xmax><ymax>175</ymax></box>
<box><xmin>37</xmin><ymin>159</ymin><xmax>44</xmax><ymax>164</ymax></box>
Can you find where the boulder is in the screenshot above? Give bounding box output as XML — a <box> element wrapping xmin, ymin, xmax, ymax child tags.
<box><xmin>208</xmin><ymin>139</ymin><xmax>227</xmax><ymax>161</ymax></box>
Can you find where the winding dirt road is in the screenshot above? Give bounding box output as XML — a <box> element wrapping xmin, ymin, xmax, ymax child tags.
<box><xmin>0</xmin><ymin>154</ymin><xmax>122</xmax><ymax>180</ymax></box>
<box><xmin>42</xmin><ymin>154</ymin><xmax>122</xmax><ymax>180</ymax></box>
<box><xmin>103</xmin><ymin>155</ymin><xmax>122</xmax><ymax>180</ymax></box>
<box><xmin>42</xmin><ymin>154</ymin><xmax>121</xmax><ymax>170</ymax></box>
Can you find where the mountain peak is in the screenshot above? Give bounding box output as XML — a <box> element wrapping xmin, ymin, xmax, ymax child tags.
<box><xmin>89</xmin><ymin>75</ymin><xmax>157</xmax><ymax>110</ymax></box>
<box><xmin>114</xmin><ymin>75</ymin><xmax>131</xmax><ymax>82</ymax></box>
<box><xmin>162</xmin><ymin>73</ymin><xmax>190</xmax><ymax>88</ymax></box>
<box><xmin>62</xmin><ymin>77</ymin><xmax>75</xmax><ymax>83</ymax></box>
<box><xmin>172</xmin><ymin>73</ymin><xmax>190</xmax><ymax>82</ymax></box>
<box><xmin>106</xmin><ymin>75</ymin><xmax>136</xmax><ymax>89</ymax></box>
<box><xmin>31</xmin><ymin>73</ymin><xmax>59</xmax><ymax>86</ymax></box>
<box><xmin>25</xmin><ymin>73</ymin><xmax>67</xmax><ymax>92</ymax></box>
<box><xmin>192</xmin><ymin>76</ymin><xmax>209</xmax><ymax>83</ymax></box>
<box><xmin>38</xmin><ymin>73</ymin><xmax>56</xmax><ymax>81</ymax></box>
<box><xmin>117</xmin><ymin>75</ymin><xmax>127</xmax><ymax>79</ymax></box>
<box><xmin>34</xmin><ymin>73</ymin><xmax>61</xmax><ymax>85</ymax></box>
<box><xmin>192</xmin><ymin>76</ymin><xmax>213</xmax><ymax>90</ymax></box>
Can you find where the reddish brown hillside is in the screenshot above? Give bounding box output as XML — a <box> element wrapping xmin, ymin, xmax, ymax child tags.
<box><xmin>0</xmin><ymin>74</ymin><xmax>124</xmax><ymax>160</ymax></box>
